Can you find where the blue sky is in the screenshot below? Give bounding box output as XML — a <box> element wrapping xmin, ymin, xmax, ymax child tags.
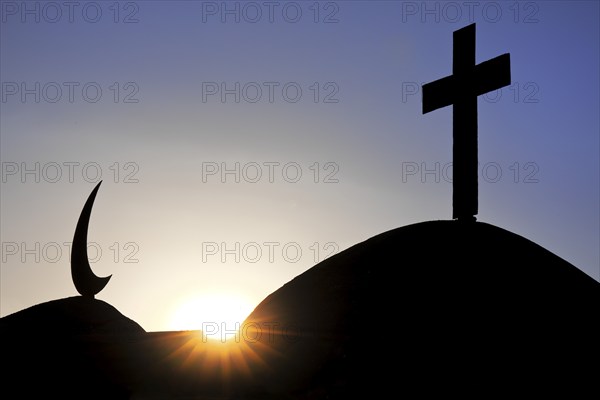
<box><xmin>1</xmin><ymin>1</ymin><xmax>598</xmax><ymax>332</ymax></box>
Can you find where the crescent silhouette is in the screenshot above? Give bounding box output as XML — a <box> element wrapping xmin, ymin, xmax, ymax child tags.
<box><xmin>71</xmin><ymin>181</ymin><xmax>111</xmax><ymax>298</ymax></box>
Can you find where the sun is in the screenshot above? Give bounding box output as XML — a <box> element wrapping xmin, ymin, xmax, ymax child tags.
<box><xmin>168</xmin><ymin>293</ymin><xmax>255</xmax><ymax>341</ymax></box>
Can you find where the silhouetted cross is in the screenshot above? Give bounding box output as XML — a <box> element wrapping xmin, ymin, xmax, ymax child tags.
<box><xmin>422</xmin><ymin>23</ymin><xmax>510</xmax><ymax>221</ymax></box>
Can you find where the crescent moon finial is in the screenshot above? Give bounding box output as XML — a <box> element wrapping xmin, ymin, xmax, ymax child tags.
<box><xmin>71</xmin><ymin>181</ymin><xmax>112</xmax><ymax>298</ymax></box>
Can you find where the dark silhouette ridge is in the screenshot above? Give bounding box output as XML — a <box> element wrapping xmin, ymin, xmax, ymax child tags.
<box><xmin>242</xmin><ymin>221</ymin><xmax>599</xmax><ymax>397</ymax></box>
<box><xmin>423</xmin><ymin>23</ymin><xmax>511</xmax><ymax>221</ymax></box>
<box><xmin>1</xmin><ymin>221</ymin><xmax>598</xmax><ymax>398</ymax></box>
<box><xmin>0</xmin><ymin>296</ymin><xmax>144</xmax><ymax>336</ymax></box>
<box><xmin>0</xmin><ymin>297</ymin><xmax>145</xmax><ymax>400</ymax></box>
<box><xmin>71</xmin><ymin>180</ymin><xmax>111</xmax><ymax>298</ymax></box>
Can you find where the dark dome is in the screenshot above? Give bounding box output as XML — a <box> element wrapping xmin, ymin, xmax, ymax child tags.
<box><xmin>0</xmin><ymin>297</ymin><xmax>145</xmax><ymax>400</ymax></box>
<box><xmin>0</xmin><ymin>296</ymin><xmax>144</xmax><ymax>336</ymax></box>
<box><xmin>242</xmin><ymin>221</ymin><xmax>599</xmax><ymax>397</ymax></box>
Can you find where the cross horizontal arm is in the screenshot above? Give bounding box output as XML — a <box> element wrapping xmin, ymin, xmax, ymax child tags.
<box><xmin>422</xmin><ymin>75</ymin><xmax>455</xmax><ymax>114</ymax></box>
<box><xmin>474</xmin><ymin>53</ymin><xmax>511</xmax><ymax>96</ymax></box>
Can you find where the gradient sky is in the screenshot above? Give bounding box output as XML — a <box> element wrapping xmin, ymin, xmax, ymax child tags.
<box><xmin>1</xmin><ymin>0</ymin><xmax>598</xmax><ymax>332</ymax></box>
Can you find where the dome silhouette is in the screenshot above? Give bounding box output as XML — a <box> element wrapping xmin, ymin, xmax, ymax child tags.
<box><xmin>242</xmin><ymin>221</ymin><xmax>599</xmax><ymax>397</ymax></box>
<box><xmin>0</xmin><ymin>296</ymin><xmax>144</xmax><ymax>336</ymax></box>
<box><xmin>0</xmin><ymin>297</ymin><xmax>145</xmax><ymax>399</ymax></box>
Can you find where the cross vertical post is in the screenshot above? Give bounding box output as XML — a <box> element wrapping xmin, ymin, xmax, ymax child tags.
<box><xmin>453</xmin><ymin>25</ymin><xmax>478</xmax><ymax>221</ymax></box>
